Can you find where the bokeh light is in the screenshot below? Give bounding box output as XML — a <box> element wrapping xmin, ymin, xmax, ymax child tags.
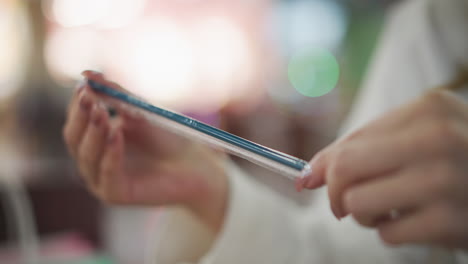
<box><xmin>190</xmin><ymin>16</ymin><xmax>254</xmax><ymax>110</ymax></box>
<box><xmin>288</xmin><ymin>47</ymin><xmax>339</xmax><ymax>97</ymax></box>
<box><xmin>271</xmin><ymin>0</ymin><xmax>347</xmax><ymax>54</ymax></box>
<box><xmin>43</xmin><ymin>0</ymin><xmax>146</xmax><ymax>29</ymax></box>
<box><xmin>45</xmin><ymin>28</ymin><xmax>101</xmax><ymax>82</ymax></box>
<box><xmin>94</xmin><ymin>0</ymin><xmax>146</xmax><ymax>29</ymax></box>
<box><xmin>45</xmin><ymin>0</ymin><xmax>110</xmax><ymax>28</ymax></box>
<box><xmin>116</xmin><ymin>18</ymin><xmax>195</xmax><ymax>106</ymax></box>
<box><xmin>0</xmin><ymin>0</ymin><xmax>29</xmax><ymax>101</ymax></box>
<box><xmin>266</xmin><ymin>0</ymin><xmax>346</xmax><ymax>110</ymax></box>
<box><xmin>43</xmin><ymin>1</ymin><xmax>257</xmax><ymax>113</ymax></box>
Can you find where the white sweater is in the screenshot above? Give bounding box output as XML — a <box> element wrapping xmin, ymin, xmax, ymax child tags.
<box><xmin>149</xmin><ymin>0</ymin><xmax>468</xmax><ymax>263</ymax></box>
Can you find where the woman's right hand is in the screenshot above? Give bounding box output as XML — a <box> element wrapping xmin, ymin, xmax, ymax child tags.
<box><xmin>63</xmin><ymin>71</ymin><xmax>229</xmax><ymax>231</ymax></box>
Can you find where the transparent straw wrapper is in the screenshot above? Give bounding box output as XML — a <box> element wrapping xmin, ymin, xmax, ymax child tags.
<box><xmin>87</xmin><ymin>79</ymin><xmax>312</xmax><ymax>181</ymax></box>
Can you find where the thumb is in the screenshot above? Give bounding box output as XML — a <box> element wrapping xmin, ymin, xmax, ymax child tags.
<box><xmin>299</xmin><ymin>149</ymin><xmax>329</xmax><ymax>190</ymax></box>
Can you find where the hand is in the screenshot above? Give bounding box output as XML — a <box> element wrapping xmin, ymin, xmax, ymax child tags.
<box><xmin>63</xmin><ymin>71</ymin><xmax>228</xmax><ymax>231</ymax></box>
<box><xmin>301</xmin><ymin>90</ymin><xmax>468</xmax><ymax>249</ymax></box>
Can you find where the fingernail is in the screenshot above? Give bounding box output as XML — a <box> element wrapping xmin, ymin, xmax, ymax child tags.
<box><xmin>331</xmin><ymin>205</ymin><xmax>346</xmax><ymax>220</ymax></box>
<box><xmin>80</xmin><ymin>94</ymin><xmax>92</xmax><ymax>111</ymax></box>
<box><xmin>331</xmin><ymin>204</ymin><xmax>343</xmax><ymax>220</ymax></box>
<box><xmin>335</xmin><ymin>207</ymin><xmax>346</xmax><ymax>219</ymax></box>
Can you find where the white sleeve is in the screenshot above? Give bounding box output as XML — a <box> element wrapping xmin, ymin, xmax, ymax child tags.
<box><xmin>148</xmin><ymin>0</ymin><xmax>467</xmax><ymax>263</ymax></box>
<box><xmin>456</xmin><ymin>252</ymin><xmax>468</xmax><ymax>264</ymax></box>
<box><xmin>151</xmin><ymin>163</ymin><xmax>429</xmax><ymax>264</ymax></box>
<box><xmin>340</xmin><ymin>0</ymin><xmax>455</xmax><ymax>135</ymax></box>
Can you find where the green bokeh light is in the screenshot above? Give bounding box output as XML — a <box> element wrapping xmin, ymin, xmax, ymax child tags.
<box><xmin>288</xmin><ymin>47</ymin><xmax>340</xmax><ymax>97</ymax></box>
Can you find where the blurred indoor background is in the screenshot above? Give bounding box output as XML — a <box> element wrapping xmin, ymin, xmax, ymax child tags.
<box><xmin>0</xmin><ymin>0</ymin><xmax>398</xmax><ymax>263</ymax></box>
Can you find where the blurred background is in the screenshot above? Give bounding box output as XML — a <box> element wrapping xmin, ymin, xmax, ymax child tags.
<box><xmin>0</xmin><ymin>0</ymin><xmax>398</xmax><ymax>263</ymax></box>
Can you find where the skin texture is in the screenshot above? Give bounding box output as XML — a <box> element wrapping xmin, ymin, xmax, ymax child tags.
<box><xmin>63</xmin><ymin>71</ymin><xmax>229</xmax><ymax>232</ymax></box>
<box><xmin>300</xmin><ymin>90</ymin><xmax>468</xmax><ymax>250</ymax></box>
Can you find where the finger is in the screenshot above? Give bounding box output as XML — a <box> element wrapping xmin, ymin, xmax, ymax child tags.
<box><xmin>325</xmin><ymin>132</ymin><xmax>420</xmax><ymax>218</ymax></box>
<box><xmin>81</xmin><ymin>71</ymin><xmax>146</xmax><ymax>122</ymax></box>
<box><xmin>82</xmin><ymin>70</ymin><xmax>131</xmax><ymax>94</ymax></box>
<box><xmin>98</xmin><ymin>124</ymin><xmax>130</xmax><ymax>204</ymax></box>
<box><xmin>343</xmin><ymin>171</ymin><xmax>421</xmax><ymax>226</ymax></box>
<box><xmin>345</xmin><ymin>160</ymin><xmax>465</xmax><ymax>225</ymax></box>
<box><xmin>300</xmin><ymin>97</ymin><xmax>433</xmax><ymax>191</ymax></box>
<box><xmin>301</xmin><ymin>149</ymin><xmax>329</xmax><ymax>190</ymax></box>
<box><xmin>300</xmin><ymin>107</ymin><xmax>414</xmax><ymax>191</ymax></box>
<box><xmin>77</xmin><ymin>104</ymin><xmax>110</xmax><ymax>188</ymax></box>
<box><xmin>66</xmin><ymin>79</ymin><xmax>87</xmax><ymax>115</ymax></box>
<box><xmin>63</xmin><ymin>90</ymin><xmax>94</xmax><ymax>157</ymax></box>
<box><xmin>351</xmin><ymin>208</ymin><xmax>415</xmax><ymax>228</ymax></box>
<box><xmin>378</xmin><ymin>203</ymin><xmax>468</xmax><ymax>247</ymax></box>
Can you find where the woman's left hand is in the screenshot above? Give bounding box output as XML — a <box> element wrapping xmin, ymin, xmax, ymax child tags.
<box><xmin>300</xmin><ymin>90</ymin><xmax>468</xmax><ymax>250</ymax></box>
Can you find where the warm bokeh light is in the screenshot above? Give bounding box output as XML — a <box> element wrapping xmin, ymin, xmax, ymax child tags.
<box><xmin>119</xmin><ymin>18</ymin><xmax>195</xmax><ymax>106</ymax></box>
<box><xmin>45</xmin><ymin>28</ymin><xmax>101</xmax><ymax>82</ymax></box>
<box><xmin>190</xmin><ymin>16</ymin><xmax>254</xmax><ymax>110</ymax></box>
<box><xmin>0</xmin><ymin>0</ymin><xmax>28</xmax><ymax>101</ymax></box>
<box><xmin>44</xmin><ymin>1</ymin><xmax>256</xmax><ymax>113</ymax></box>
<box><xmin>94</xmin><ymin>0</ymin><xmax>146</xmax><ymax>29</ymax></box>
<box><xmin>46</xmin><ymin>0</ymin><xmax>110</xmax><ymax>28</ymax></box>
<box><xmin>194</xmin><ymin>16</ymin><xmax>253</xmax><ymax>88</ymax></box>
<box><xmin>43</xmin><ymin>0</ymin><xmax>145</xmax><ymax>29</ymax></box>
